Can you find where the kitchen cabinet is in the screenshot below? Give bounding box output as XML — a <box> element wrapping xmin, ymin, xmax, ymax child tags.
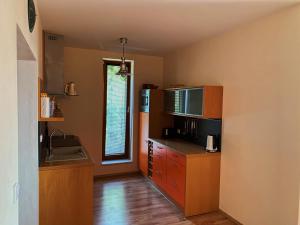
<box><xmin>164</xmin><ymin>89</ymin><xmax>186</xmax><ymax>114</ymax></box>
<box><xmin>186</xmin><ymin>88</ymin><xmax>203</xmax><ymax>116</ymax></box>
<box><xmin>39</xmin><ymin>161</ymin><xmax>93</xmax><ymax>225</ymax></box>
<box><xmin>152</xmin><ymin>143</ymin><xmax>166</xmax><ymax>190</ymax></box>
<box><xmin>165</xmin><ymin>151</ymin><xmax>186</xmax><ymax>208</ymax></box>
<box><xmin>138</xmin><ymin>89</ymin><xmax>172</xmax><ymax>176</ymax></box>
<box><xmin>139</xmin><ymin>112</ymin><xmax>149</xmax><ymax>176</ymax></box>
<box><xmin>149</xmin><ymin>139</ymin><xmax>221</xmax><ymax>217</ymax></box>
<box><xmin>164</xmin><ymin>86</ymin><xmax>223</xmax><ymax>119</ymax></box>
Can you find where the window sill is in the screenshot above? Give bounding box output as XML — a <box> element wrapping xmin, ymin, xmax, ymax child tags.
<box><xmin>101</xmin><ymin>159</ymin><xmax>132</xmax><ymax>166</ymax></box>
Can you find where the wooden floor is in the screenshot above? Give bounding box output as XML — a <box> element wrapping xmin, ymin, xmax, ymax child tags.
<box><xmin>94</xmin><ymin>174</ymin><xmax>236</xmax><ymax>225</ymax></box>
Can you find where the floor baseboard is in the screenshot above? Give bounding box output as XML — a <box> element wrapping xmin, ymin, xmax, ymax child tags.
<box><xmin>219</xmin><ymin>209</ymin><xmax>243</xmax><ymax>225</ymax></box>
<box><xmin>93</xmin><ymin>171</ymin><xmax>140</xmax><ymax>180</ymax></box>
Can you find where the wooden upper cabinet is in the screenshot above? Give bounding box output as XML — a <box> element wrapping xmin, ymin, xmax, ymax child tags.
<box><xmin>164</xmin><ymin>86</ymin><xmax>223</xmax><ymax>119</ymax></box>
<box><xmin>202</xmin><ymin>86</ymin><xmax>223</xmax><ymax>119</ymax></box>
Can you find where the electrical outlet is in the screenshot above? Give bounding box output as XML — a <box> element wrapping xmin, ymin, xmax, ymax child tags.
<box><xmin>13</xmin><ymin>182</ymin><xmax>20</xmax><ymax>204</ymax></box>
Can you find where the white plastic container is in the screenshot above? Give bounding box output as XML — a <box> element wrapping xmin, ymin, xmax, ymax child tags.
<box><xmin>41</xmin><ymin>93</ymin><xmax>50</xmax><ymax>118</ymax></box>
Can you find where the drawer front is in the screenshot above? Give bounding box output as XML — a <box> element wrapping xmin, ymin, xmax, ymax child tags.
<box><xmin>166</xmin><ymin>159</ymin><xmax>186</xmax><ymax>208</ymax></box>
<box><xmin>152</xmin><ymin>149</ymin><xmax>166</xmax><ymax>190</ymax></box>
<box><xmin>167</xmin><ymin>149</ymin><xmax>186</xmax><ymax>166</ymax></box>
<box><xmin>153</xmin><ymin>143</ymin><xmax>166</xmax><ymax>156</ymax></box>
<box><xmin>152</xmin><ymin>158</ymin><xmax>163</xmax><ymax>187</ymax></box>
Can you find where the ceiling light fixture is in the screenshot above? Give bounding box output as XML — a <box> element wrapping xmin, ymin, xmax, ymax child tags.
<box><xmin>116</xmin><ymin>37</ymin><xmax>131</xmax><ymax>77</ymax></box>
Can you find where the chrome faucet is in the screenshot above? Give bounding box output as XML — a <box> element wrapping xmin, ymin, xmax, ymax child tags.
<box><xmin>49</xmin><ymin>129</ymin><xmax>66</xmax><ymax>158</ymax></box>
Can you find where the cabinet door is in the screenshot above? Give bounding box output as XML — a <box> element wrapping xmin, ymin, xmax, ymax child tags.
<box><xmin>166</xmin><ymin>152</ymin><xmax>186</xmax><ymax>208</ymax></box>
<box><xmin>174</xmin><ymin>89</ymin><xmax>186</xmax><ymax>114</ymax></box>
<box><xmin>186</xmin><ymin>88</ymin><xmax>203</xmax><ymax>116</ymax></box>
<box><xmin>164</xmin><ymin>90</ymin><xmax>186</xmax><ymax>114</ymax></box>
<box><xmin>39</xmin><ymin>166</ymin><xmax>93</xmax><ymax>225</ymax></box>
<box><xmin>164</xmin><ymin>86</ymin><xmax>223</xmax><ymax>119</ymax></box>
<box><xmin>139</xmin><ymin>112</ymin><xmax>149</xmax><ymax>175</ymax></box>
<box><xmin>152</xmin><ymin>145</ymin><xmax>166</xmax><ymax>189</ymax></box>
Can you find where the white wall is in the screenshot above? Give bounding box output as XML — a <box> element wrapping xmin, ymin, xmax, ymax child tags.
<box><xmin>0</xmin><ymin>0</ymin><xmax>42</xmax><ymax>225</ymax></box>
<box><xmin>17</xmin><ymin>60</ymin><xmax>38</xmax><ymax>225</ymax></box>
<box><xmin>163</xmin><ymin>5</ymin><xmax>300</xmax><ymax>225</ymax></box>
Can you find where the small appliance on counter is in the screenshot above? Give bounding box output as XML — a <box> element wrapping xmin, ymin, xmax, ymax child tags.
<box><xmin>140</xmin><ymin>89</ymin><xmax>150</xmax><ymax>112</ymax></box>
<box><xmin>206</xmin><ymin>135</ymin><xmax>218</xmax><ymax>152</ymax></box>
<box><xmin>173</xmin><ymin>116</ymin><xmax>222</xmax><ymax>150</ymax></box>
<box><xmin>64</xmin><ymin>82</ymin><xmax>78</xmax><ymax>96</ymax></box>
<box><xmin>140</xmin><ymin>84</ymin><xmax>159</xmax><ymax>113</ymax></box>
<box><xmin>162</xmin><ymin>127</ymin><xmax>177</xmax><ymax>139</ymax></box>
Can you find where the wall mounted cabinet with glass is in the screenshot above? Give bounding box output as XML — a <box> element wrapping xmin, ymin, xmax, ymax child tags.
<box><xmin>164</xmin><ymin>86</ymin><xmax>223</xmax><ymax>119</ymax></box>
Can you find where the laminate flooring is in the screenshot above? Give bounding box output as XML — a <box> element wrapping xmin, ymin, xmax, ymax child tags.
<box><xmin>94</xmin><ymin>174</ymin><xmax>236</xmax><ymax>225</ymax></box>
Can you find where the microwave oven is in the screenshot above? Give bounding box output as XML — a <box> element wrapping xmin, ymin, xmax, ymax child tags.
<box><xmin>140</xmin><ymin>89</ymin><xmax>150</xmax><ymax>112</ymax></box>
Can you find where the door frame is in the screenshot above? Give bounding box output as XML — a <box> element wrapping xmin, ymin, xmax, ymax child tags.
<box><xmin>102</xmin><ymin>60</ymin><xmax>132</xmax><ymax>161</ymax></box>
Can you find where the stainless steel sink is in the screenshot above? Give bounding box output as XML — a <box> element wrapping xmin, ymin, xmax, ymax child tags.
<box><xmin>46</xmin><ymin>146</ymin><xmax>87</xmax><ymax>162</ymax></box>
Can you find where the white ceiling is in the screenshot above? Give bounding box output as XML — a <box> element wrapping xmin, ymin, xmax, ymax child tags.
<box><xmin>38</xmin><ymin>0</ymin><xmax>298</xmax><ymax>55</ymax></box>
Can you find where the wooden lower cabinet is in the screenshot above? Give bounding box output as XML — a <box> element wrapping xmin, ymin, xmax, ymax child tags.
<box><xmin>152</xmin><ymin>144</ymin><xmax>166</xmax><ymax>190</ymax></box>
<box><xmin>184</xmin><ymin>154</ymin><xmax>220</xmax><ymax>216</ymax></box>
<box><xmin>139</xmin><ymin>112</ymin><xmax>149</xmax><ymax>176</ymax></box>
<box><xmin>166</xmin><ymin>158</ymin><xmax>186</xmax><ymax>208</ymax></box>
<box><xmin>39</xmin><ymin>164</ymin><xmax>94</xmax><ymax>225</ymax></box>
<box><xmin>151</xmin><ymin>142</ymin><xmax>221</xmax><ymax>217</ymax></box>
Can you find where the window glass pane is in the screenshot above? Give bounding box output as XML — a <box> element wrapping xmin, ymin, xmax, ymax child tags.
<box><xmin>105</xmin><ymin>65</ymin><xmax>128</xmax><ymax>156</ymax></box>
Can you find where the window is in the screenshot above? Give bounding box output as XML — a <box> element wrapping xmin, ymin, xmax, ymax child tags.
<box><xmin>102</xmin><ymin>60</ymin><xmax>132</xmax><ymax>161</ymax></box>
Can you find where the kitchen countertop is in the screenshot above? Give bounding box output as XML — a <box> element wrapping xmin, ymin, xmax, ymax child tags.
<box><xmin>148</xmin><ymin>138</ymin><xmax>220</xmax><ymax>157</ymax></box>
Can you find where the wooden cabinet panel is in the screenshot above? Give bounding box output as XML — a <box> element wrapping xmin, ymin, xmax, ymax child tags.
<box><xmin>138</xmin><ymin>90</ymin><xmax>173</xmax><ymax>176</ymax></box>
<box><xmin>152</xmin><ymin>146</ymin><xmax>166</xmax><ymax>190</ymax></box>
<box><xmin>139</xmin><ymin>153</ymin><xmax>148</xmax><ymax>176</ymax></box>
<box><xmin>39</xmin><ymin>165</ymin><xmax>93</xmax><ymax>225</ymax></box>
<box><xmin>185</xmin><ymin>154</ymin><xmax>221</xmax><ymax>216</ymax></box>
<box><xmin>167</xmin><ymin>150</ymin><xmax>186</xmax><ymax>167</ymax></box>
<box><xmin>139</xmin><ymin>112</ymin><xmax>149</xmax><ymax>175</ymax></box>
<box><xmin>203</xmin><ymin>86</ymin><xmax>223</xmax><ymax>119</ymax></box>
<box><xmin>166</xmin><ymin>158</ymin><xmax>186</xmax><ymax>208</ymax></box>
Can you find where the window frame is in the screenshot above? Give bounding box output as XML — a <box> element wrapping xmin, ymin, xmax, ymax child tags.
<box><xmin>102</xmin><ymin>60</ymin><xmax>131</xmax><ymax>161</ymax></box>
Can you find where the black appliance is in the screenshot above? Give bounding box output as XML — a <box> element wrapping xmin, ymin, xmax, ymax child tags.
<box><xmin>38</xmin><ymin>121</ymin><xmax>48</xmax><ymax>165</ymax></box>
<box><xmin>162</xmin><ymin>128</ymin><xmax>177</xmax><ymax>139</ymax></box>
<box><xmin>140</xmin><ymin>89</ymin><xmax>150</xmax><ymax>112</ymax></box>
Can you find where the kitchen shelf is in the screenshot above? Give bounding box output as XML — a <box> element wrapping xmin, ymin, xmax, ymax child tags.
<box><xmin>38</xmin><ymin>78</ymin><xmax>64</xmax><ymax>122</ymax></box>
<box><xmin>39</xmin><ymin>117</ymin><xmax>64</xmax><ymax>122</ymax></box>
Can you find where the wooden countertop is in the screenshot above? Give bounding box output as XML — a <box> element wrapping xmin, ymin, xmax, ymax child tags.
<box><xmin>39</xmin><ymin>148</ymin><xmax>94</xmax><ymax>171</ymax></box>
<box><xmin>148</xmin><ymin>138</ymin><xmax>220</xmax><ymax>157</ymax></box>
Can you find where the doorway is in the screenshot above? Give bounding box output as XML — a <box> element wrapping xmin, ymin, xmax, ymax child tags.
<box><xmin>17</xmin><ymin>26</ymin><xmax>38</xmax><ymax>225</ymax></box>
